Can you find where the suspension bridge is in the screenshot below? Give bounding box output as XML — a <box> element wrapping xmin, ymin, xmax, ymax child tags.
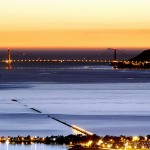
<box><xmin>0</xmin><ymin>48</ymin><xmax>146</xmax><ymax>69</ymax></box>
<box><xmin>0</xmin><ymin>48</ymin><xmax>127</xmax><ymax>68</ymax></box>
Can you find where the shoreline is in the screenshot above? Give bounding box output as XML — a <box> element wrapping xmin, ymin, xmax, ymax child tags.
<box><xmin>0</xmin><ymin>134</ymin><xmax>150</xmax><ymax>149</ymax></box>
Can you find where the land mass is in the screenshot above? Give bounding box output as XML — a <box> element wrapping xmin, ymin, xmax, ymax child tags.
<box><xmin>130</xmin><ymin>49</ymin><xmax>150</xmax><ymax>61</ymax></box>
<box><xmin>115</xmin><ymin>49</ymin><xmax>150</xmax><ymax>69</ymax></box>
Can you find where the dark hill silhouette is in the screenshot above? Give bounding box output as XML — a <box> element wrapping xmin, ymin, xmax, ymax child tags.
<box><xmin>114</xmin><ymin>49</ymin><xmax>150</xmax><ymax>69</ymax></box>
<box><xmin>130</xmin><ymin>49</ymin><xmax>150</xmax><ymax>61</ymax></box>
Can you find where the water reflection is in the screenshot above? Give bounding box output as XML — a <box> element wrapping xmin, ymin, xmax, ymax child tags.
<box><xmin>0</xmin><ymin>143</ymin><xmax>68</xmax><ymax>150</ymax></box>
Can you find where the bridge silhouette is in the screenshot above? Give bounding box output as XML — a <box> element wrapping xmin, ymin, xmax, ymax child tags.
<box><xmin>0</xmin><ymin>48</ymin><xmax>133</xmax><ymax>69</ymax></box>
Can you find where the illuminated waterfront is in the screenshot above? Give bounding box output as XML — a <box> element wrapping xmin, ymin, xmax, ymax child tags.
<box><xmin>0</xmin><ymin>134</ymin><xmax>150</xmax><ymax>150</ymax></box>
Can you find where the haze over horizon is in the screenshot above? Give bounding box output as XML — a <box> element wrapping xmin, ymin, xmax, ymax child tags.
<box><xmin>0</xmin><ymin>0</ymin><xmax>150</xmax><ymax>49</ymax></box>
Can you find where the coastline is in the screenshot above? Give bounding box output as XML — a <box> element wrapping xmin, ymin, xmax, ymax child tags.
<box><xmin>0</xmin><ymin>134</ymin><xmax>150</xmax><ymax>149</ymax></box>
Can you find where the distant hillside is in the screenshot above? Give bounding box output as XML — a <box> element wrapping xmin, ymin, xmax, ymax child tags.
<box><xmin>130</xmin><ymin>49</ymin><xmax>150</xmax><ymax>61</ymax></box>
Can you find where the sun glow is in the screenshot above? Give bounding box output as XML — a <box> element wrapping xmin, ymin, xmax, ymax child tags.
<box><xmin>0</xmin><ymin>0</ymin><xmax>150</xmax><ymax>48</ymax></box>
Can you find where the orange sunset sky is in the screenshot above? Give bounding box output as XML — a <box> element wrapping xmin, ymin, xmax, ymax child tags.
<box><xmin>0</xmin><ymin>0</ymin><xmax>150</xmax><ymax>49</ymax></box>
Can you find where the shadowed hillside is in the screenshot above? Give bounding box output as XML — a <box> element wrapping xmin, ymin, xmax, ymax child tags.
<box><xmin>130</xmin><ymin>49</ymin><xmax>150</xmax><ymax>61</ymax></box>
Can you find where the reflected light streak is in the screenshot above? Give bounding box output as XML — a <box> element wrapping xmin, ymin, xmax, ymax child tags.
<box><xmin>6</xmin><ymin>139</ymin><xmax>9</xmax><ymax>150</ymax></box>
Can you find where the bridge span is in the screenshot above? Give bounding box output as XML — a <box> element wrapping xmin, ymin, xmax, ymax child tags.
<box><xmin>0</xmin><ymin>59</ymin><xmax>119</xmax><ymax>63</ymax></box>
<box><xmin>2</xmin><ymin>48</ymin><xmax>150</xmax><ymax>69</ymax></box>
<box><xmin>0</xmin><ymin>48</ymin><xmax>123</xmax><ymax>67</ymax></box>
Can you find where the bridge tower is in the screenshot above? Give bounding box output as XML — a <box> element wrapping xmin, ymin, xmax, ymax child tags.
<box><xmin>113</xmin><ymin>48</ymin><xmax>117</xmax><ymax>61</ymax></box>
<box><xmin>7</xmin><ymin>48</ymin><xmax>11</xmax><ymax>69</ymax></box>
<box><xmin>112</xmin><ymin>48</ymin><xmax>117</xmax><ymax>68</ymax></box>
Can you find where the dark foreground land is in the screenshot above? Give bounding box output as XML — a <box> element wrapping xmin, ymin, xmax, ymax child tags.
<box><xmin>114</xmin><ymin>49</ymin><xmax>150</xmax><ymax>69</ymax></box>
<box><xmin>1</xmin><ymin>134</ymin><xmax>150</xmax><ymax>149</ymax></box>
